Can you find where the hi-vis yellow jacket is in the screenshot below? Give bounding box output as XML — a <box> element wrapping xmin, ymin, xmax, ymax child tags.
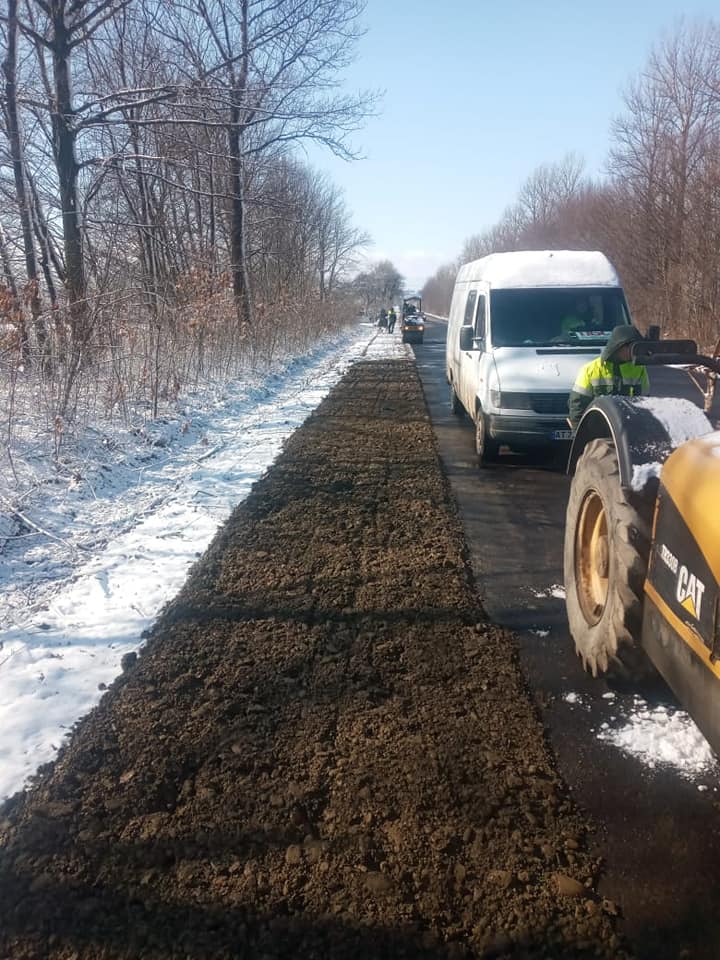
<box><xmin>568</xmin><ymin>357</ymin><xmax>649</xmax><ymax>428</ymax></box>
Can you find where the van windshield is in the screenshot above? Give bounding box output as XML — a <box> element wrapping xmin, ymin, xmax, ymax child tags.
<box><xmin>490</xmin><ymin>287</ymin><xmax>630</xmax><ymax>348</ymax></box>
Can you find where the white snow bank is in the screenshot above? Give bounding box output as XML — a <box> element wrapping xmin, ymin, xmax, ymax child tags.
<box><xmin>0</xmin><ymin>325</ymin><xmax>410</xmax><ymax>801</ymax></box>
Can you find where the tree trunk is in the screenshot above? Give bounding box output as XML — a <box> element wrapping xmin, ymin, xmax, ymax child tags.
<box><xmin>50</xmin><ymin>7</ymin><xmax>87</xmax><ymax>350</ymax></box>
<box><xmin>228</xmin><ymin>115</ymin><xmax>252</xmax><ymax>326</ymax></box>
<box><xmin>27</xmin><ymin>168</ymin><xmax>65</xmax><ymax>288</ymax></box>
<box><xmin>208</xmin><ymin>153</ymin><xmax>216</xmax><ymax>274</ymax></box>
<box><xmin>0</xmin><ymin>221</ymin><xmax>20</xmax><ymax>303</ymax></box>
<box><xmin>227</xmin><ymin>0</ymin><xmax>252</xmax><ymax>327</ymax></box>
<box><xmin>128</xmin><ymin>120</ymin><xmax>163</xmax><ymax>317</ymax></box>
<box><xmin>3</xmin><ymin>0</ymin><xmax>47</xmax><ymax>363</ymax></box>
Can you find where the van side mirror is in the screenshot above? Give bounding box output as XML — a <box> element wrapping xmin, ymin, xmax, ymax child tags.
<box><xmin>647</xmin><ymin>324</ymin><xmax>661</xmax><ymax>341</ymax></box>
<box><xmin>459</xmin><ymin>325</ymin><xmax>475</xmax><ymax>351</ymax></box>
<box><xmin>632</xmin><ymin>339</ymin><xmax>698</xmax><ymax>361</ymax></box>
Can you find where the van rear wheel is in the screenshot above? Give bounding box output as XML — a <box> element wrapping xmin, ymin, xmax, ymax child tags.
<box><xmin>475</xmin><ymin>412</ymin><xmax>499</xmax><ymax>466</ymax></box>
<box><xmin>450</xmin><ymin>383</ymin><xmax>463</xmax><ymax>416</ymax></box>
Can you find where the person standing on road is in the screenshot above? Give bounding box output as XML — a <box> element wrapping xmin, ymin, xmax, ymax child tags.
<box><xmin>378</xmin><ymin>308</ymin><xmax>388</xmax><ymax>332</ymax></box>
<box><xmin>387</xmin><ymin>307</ymin><xmax>397</xmax><ymax>333</ymax></box>
<box><xmin>568</xmin><ymin>325</ymin><xmax>649</xmax><ymax>429</ymax></box>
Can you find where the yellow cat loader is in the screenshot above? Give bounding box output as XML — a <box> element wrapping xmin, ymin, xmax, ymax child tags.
<box><xmin>564</xmin><ymin>338</ymin><xmax>720</xmax><ymax>754</ymax></box>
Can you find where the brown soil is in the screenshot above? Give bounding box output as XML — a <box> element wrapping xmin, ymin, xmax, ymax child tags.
<box><xmin>0</xmin><ymin>359</ymin><xmax>632</xmax><ymax>959</ymax></box>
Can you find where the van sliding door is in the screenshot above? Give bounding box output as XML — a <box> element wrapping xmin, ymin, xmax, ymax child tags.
<box><xmin>459</xmin><ymin>288</ymin><xmax>479</xmax><ymax>413</ymax></box>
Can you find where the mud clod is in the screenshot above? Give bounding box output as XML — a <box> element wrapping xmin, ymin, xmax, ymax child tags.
<box><xmin>0</xmin><ymin>360</ymin><xmax>632</xmax><ymax>959</ymax></box>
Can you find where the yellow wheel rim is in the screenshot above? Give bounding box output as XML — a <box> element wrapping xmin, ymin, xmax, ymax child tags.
<box><xmin>575</xmin><ymin>490</ymin><xmax>609</xmax><ymax>625</ymax></box>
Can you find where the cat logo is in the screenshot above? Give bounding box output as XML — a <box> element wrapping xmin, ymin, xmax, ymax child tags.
<box><xmin>676</xmin><ymin>565</ymin><xmax>705</xmax><ymax>621</ymax></box>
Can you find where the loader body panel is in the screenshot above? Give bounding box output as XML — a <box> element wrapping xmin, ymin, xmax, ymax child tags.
<box><xmin>657</xmin><ymin>432</ymin><xmax>720</xmax><ymax>585</ymax></box>
<box><xmin>641</xmin><ymin>595</ymin><xmax>720</xmax><ymax>757</ymax></box>
<box><xmin>642</xmin><ymin>432</ymin><xmax>720</xmax><ymax>754</ymax></box>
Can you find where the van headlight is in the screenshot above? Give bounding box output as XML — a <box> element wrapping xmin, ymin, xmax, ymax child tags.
<box><xmin>488</xmin><ymin>367</ymin><xmax>501</xmax><ymax>408</ymax></box>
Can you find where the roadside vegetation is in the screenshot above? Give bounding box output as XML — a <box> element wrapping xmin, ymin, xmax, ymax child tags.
<box><xmin>422</xmin><ymin>19</ymin><xmax>720</xmax><ymax>351</ymax></box>
<box><xmin>0</xmin><ymin>0</ymin><xmax>385</xmax><ymax>464</ymax></box>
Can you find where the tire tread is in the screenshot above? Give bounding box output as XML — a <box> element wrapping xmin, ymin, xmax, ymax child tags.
<box><xmin>564</xmin><ymin>438</ymin><xmax>654</xmax><ymax>680</ymax></box>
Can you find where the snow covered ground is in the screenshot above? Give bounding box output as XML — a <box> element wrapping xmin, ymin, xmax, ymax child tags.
<box><xmin>0</xmin><ymin>323</ymin><xmax>409</xmax><ymax>801</ymax></box>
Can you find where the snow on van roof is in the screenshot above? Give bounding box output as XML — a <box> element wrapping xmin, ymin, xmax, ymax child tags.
<box><xmin>456</xmin><ymin>250</ymin><xmax>621</xmax><ymax>289</ymax></box>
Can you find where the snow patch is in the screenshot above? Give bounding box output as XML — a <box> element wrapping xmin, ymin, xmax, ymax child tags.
<box><xmin>561</xmin><ymin>685</ymin><xmax>716</xmax><ymax>782</ymax></box>
<box><xmin>631</xmin><ymin>461</ymin><xmax>662</xmax><ymax>493</ymax></box>
<box><xmin>629</xmin><ymin>397</ymin><xmax>713</xmax><ymax>491</ymax></box>
<box><xmin>597</xmin><ymin>696</ymin><xmax>716</xmax><ymax>779</ymax></box>
<box><xmin>633</xmin><ymin>396</ymin><xmax>712</xmax><ymax>447</ymax></box>
<box><xmin>532</xmin><ymin>584</ymin><xmax>566</xmax><ymax>600</ymax></box>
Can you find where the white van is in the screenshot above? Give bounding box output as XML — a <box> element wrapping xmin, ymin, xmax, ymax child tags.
<box><xmin>445</xmin><ymin>250</ymin><xmax>633</xmax><ymax>464</ymax></box>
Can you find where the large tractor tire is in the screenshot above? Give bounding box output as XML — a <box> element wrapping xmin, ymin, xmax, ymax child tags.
<box><xmin>564</xmin><ymin>438</ymin><xmax>653</xmax><ymax>679</ymax></box>
<box><xmin>475</xmin><ymin>410</ymin><xmax>500</xmax><ymax>467</ymax></box>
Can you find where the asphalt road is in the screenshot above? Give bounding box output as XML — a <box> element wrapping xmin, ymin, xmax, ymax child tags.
<box><xmin>410</xmin><ymin>316</ymin><xmax>720</xmax><ymax>960</ymax></box>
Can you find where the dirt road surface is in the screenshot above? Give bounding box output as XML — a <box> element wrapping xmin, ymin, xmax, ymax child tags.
<box><xmin>0</xmin><ymin>358</ymin><xmax>633</xmax><ymax>959</ymax></box>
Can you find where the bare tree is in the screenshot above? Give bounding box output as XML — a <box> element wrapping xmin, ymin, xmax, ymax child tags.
<box><xmin>515</xmin><ymin>153</ymin><xmax>585</xmax><ymax>245</ymax></box>
<box><xmin>2</xmin><ymin>0</ymin><xmax>177</xmax><ymax>351</ymax></box>
<box><xmin>610</xmin><ymin>20</ymin><xmax>720</xmax><ymax>333</ymax></box>
<box><xmin>163</xmin><ymin>0</ymin><xmax>375</xmax><ymax>324</ymax></box>
<box><xmin>421</xmin><ymin>261</ymin><xmax>457</xmax><ymax>317</ymax></box>
<box><xmin>425</xmin><ymin>20</ymin><xmax>720</xmax><ymax>348</ymax></box>
<box><xmin>313</xmin><ymin>175</ymin><xmax>369</xmax><ymax>300</ymax></box>
<box><xmin>1</xmin><ymin>0</ymin><xmax>46</xmax><ymax>360</ymax></box>
<box><xmin>352</xmin><ymin>259</ymin><xmax>403</xmax><ymax>313</ymax></box>
<box><xmin>0</xmin><ymin>0</ymin><xmax>378</xmax><ymax>446</ymax></box>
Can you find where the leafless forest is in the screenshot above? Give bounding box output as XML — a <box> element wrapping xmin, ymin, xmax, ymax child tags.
<box><xmin>0</xmin><ymin>0</ymin><xmax>383</xmax><ymax>449</ymax></box>
<box><xmin>423</xmin><ymin>20</ymin><xmax>720</xmax><ymax>351</ymax></box>
<box><xmin>5</xmin><ymin>12</ymin><xmax>719</xmax><ymax>457</ymax></box>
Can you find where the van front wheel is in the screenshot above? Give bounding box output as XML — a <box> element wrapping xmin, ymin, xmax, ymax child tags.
<box><xmin>475</xmin><ymin>413</ymin><xmax>499</xmax><ymax>466</ymax></box>
<box><xmin>450</xmin><ymin>383</ymin><xmax>463</xmax><ymax>416</ymax></box>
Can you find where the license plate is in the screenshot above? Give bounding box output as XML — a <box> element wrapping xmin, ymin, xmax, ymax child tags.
<box><xmin>552</xmin><ymin>430</ymin><xmax>574</xmax><ymax>440</ymax></box>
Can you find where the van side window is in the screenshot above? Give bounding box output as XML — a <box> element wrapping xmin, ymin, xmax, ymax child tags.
<box><xmin>463</xmin><ymin>291</ymin><xmax>477</xmax><ymax>325</ymax></box>
<box><xmin>475</xmin><ymin>295</ymin><xmax>486</xmax><ymax>339</ymax></box>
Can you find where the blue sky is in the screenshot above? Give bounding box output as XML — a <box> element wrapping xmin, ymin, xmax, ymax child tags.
<box><xmin>305</xmin><ymin>0</ymin><xmax>718</xmax><ymax>290</ymax></box>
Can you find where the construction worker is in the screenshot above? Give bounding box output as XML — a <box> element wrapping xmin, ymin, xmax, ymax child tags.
<box><xmin>568</xmin><ymin>325</ymin><xmax>649</xmax><ymax>429</ymax></box>
<box><xmin>387</xmin><ymin>306</ymin><xmax>397</xmax><ymax>333</ymax></box>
